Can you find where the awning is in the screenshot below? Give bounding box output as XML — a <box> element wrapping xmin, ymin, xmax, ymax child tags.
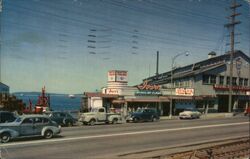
<box><xmin>126</xmin><ymin>98</ymin><xmax>169</xmax><ymax>102</ymax></box>
<box><xmin>112</xmin><ymin>99</ymin><xmax>125</xmax><ymax>104</ymax></box>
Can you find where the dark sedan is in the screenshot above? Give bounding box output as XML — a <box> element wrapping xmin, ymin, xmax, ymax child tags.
<box><xmin>126</xmin><ymin>108</ymin><xmax>160</xmax><ymax>123</ymax></box>
<box><xmin>46</xmin><ymin>111</ymin><xmax>77</xmax><ymax>127</ymax></box>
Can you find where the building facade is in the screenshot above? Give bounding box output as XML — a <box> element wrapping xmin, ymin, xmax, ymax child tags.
<box><xmin>145</xmin><ymin>50</ymin><xmax>250</xmax><ymax>114</ymax></box>
<box><xmin>83</xmin><ymin>51</ymin><xmax>250</xmax><ymax>116</ymax></box>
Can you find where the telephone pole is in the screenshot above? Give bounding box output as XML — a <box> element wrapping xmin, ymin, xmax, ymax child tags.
<box><xmin>224</xmin><ymin>0</ymin><xmax>241</xmax><ymax>113</ymax></box>
<box><xmin>0</xmin><ymin>0</ymin><xmax>2</xmax><ymax>82</ymax></box>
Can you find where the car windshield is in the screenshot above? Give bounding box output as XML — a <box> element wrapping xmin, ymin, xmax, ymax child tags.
<box><xmin>135</xmin><ymin>109</ymin><xmax>145</xmax><ymax>113</ymax></box>
<box><xmin>91</xmin><ymin>108</ymin><xmax>99</xmax><ymax>112</ymax></box>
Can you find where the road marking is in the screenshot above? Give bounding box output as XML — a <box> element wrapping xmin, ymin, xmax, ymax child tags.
<box><xmin>1</xmin><ymin>122</ymin><xmax>249</xmax><ymax>148</ymax></box>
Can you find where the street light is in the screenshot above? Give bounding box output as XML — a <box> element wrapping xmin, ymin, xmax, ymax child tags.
<box><xmin>169</xmin><ymin>51</ymin><xmax>189</xmax><ymax>118</ymax></box>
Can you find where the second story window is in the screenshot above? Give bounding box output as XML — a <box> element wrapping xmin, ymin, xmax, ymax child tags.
<box><xmin>244</xmin><ymin>79</ymin><xmax>248</xmax><ymax>86</ymax></box>
<box><xmin>219</xmin><ymin>76</ymin><xmax>224</xmax><ymax>85</ymax></box>
<box><xmin>226</xmin><ymin>77</ymin><xmax>230</xmax><ymax>85</ymax></box>
<box><xmin>239</xmin><ymin>78</ymin><xmax>243</xmax><ymax>86</ymax></box>
<box><xmin>232</xmin><ymin>77</ymin><xmax>237</xmax><ymax>86</ymax></box>
<box><xmin>210</xmin><ymin>75</ymin><xmax>216</xmax><ymax>84</ymax></box>
<box><xmin>202</xmin><ymin>75</ymin><xmax>209</xmax><ymax>84</ymax></box>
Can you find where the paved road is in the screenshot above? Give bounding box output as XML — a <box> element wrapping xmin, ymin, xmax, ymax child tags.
<box><xmin>0</xmin><ymin>116</ymin><xmax>249</xmax><ymax>159</ymax></box>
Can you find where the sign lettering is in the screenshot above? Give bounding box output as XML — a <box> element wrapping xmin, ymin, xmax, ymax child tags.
<box><xmin>137</xmin><ymin>81</ymin><xmax>161</xmax><ymax>90</ymax></box>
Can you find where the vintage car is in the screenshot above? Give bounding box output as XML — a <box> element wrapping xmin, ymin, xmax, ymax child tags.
<box><xmin>45</xmin><ymin>111</ymin><xmax>77</xmax><ymax>127</ymax></box>
<box><xmin>0</xmin><ymin>111</ymin><xmax>16</xmax><ymax>123</ymax></box>
<box><xmin>126</xmin><ymin>108</ymin><xmax>160</xmax><ymax>123</ymax></box>
<box><xmin>179</xmin><ymin>109</ymin><xmax>201</xmax><ymax>119</ymax></box>
<box><xmin>0</xmin><ymin>115</ymin><xmax>61</xmax><ymax>143</ymax></box>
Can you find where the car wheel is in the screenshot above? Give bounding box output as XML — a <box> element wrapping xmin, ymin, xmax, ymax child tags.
<box><xmin>1</xmin><ymin>132</ymin><xmax>11</xmax><ymax>143</ymax></box>
<box><xmin>66</xmin><ymin>121</ymin><xmax>73</xmax><ymax>127</ymax></box>
<box><xmin>44</xmin><ymin>130</ymin><xmax>53</xmax><ymax>139</ymax></box>
<box><xmin>89</xmin><ymin>119</ymin><xmax>96</xmax><ymax>126</ymax></box>
<box><xmin>133</xmin><ymin>117</ymin><xmax>139</xmax><ymax>123</ymax></box>
<box><xmin>151</xmin><ymin>116</ymin><xmax>157</xmax><ymax>122</ymax></box>
<box><xmin>112</xmin><ymin>118</ymin><xmax>118</xmax><ymax>124</ymax></box>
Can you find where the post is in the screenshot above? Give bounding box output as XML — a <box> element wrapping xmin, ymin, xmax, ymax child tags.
<box><xmin>169</xmin><ymin>51</ymin><xmax>189</xmax><ymax>118</ymax></box>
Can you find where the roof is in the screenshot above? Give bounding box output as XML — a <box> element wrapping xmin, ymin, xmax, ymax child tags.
<box><xmin>0</xmin><ymin>82</ymin><xmax>9</xmax><ymax>88</ymax></box>
<box><xmin>145</xmin><ymin>50</ymin><xmax>249</xmax><ymax>84</ymax></box>
<box><xmin>84</xmin><ymin>92</ymin><xmax>119</xmax><ymax>98</ymax></box>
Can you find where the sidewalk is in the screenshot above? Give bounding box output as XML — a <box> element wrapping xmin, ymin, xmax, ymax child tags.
<box><xmin>160</xmin><ymin>113</ymin><xmax>235</xmax><ymax>120</ymax></box>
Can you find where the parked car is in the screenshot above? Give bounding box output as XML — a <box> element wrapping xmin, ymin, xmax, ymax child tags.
<box><xmin>126</xmin><ymin>108</ymin><xmax>160</xmax><ymax>123</ymax></box>
<box><xmin>244</xmin><ymin>106</ymin><xmax>250</xmax><ymax>116</ymax></box>
<box><xmin>45</xmin><ymin>111</ymin><xmax>77</xmax><ymax>127</ymax></box>
<box><xmin>0</xmin><ymin>111</ymin><xmax>16</xmax><ymax>123</ymax></box>
<box><xmin>0</xmin><ymin>115</ymin><xmax>61</xmax><ymax>143</ymax></box>
<box><xmin>179</xmin><ymin>109</ymin><xmax>201</xmax><ymax>119</ymax></box>
<box><xmin>79</xmin><ymin>107</ymin><xmax>121</xmax><ymax>126</ymax></box>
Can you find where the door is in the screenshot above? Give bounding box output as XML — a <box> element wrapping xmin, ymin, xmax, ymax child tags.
<box><xmin>33</xmin><ymin>117</ymin><xmax>45</xmax><ymax>135</ymax></box>
<box><xmin>20</xmin><ymin>117</ymin><xmax>34</xmax><ymax>136</ymax></box>
<box><xmin>98</xmin><ymin>108</ymin><xmax>106</xmax><ymax>121</ymax></box>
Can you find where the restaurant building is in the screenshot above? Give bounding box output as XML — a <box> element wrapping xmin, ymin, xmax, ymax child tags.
<box><xmin>83</xmin><ymin>50</ymin><xmax>250</xmax><ymax>116</ymax></box>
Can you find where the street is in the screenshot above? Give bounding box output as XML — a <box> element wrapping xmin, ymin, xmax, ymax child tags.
<box><xmin>0</xmin><ymin>116</ymin><xmax>249</xmax><ymax>159</ymax></box>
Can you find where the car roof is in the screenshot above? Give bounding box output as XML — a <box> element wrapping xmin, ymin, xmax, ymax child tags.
<box><xmin>20</xmin><ymin>114</ymin><xmax>49</xmax><ymax>118</ymax></box>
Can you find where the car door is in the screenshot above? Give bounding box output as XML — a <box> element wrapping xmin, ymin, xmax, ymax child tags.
<box><xmin>20</xmin><ymin>117</ymin><xmax>34</xmax><ymax>136</ymax></box>
<box><xmin>141</xmin><ymin>109</ymin><xmax>150</xmax><ymax>121</ymax></box>
<box><xmin>33</xmin><ymin>117</ymin><xmax>44</xmax><ymax>135</ymax></box>
<box><xmin>97</xmin><ymin>108</ymin><xmax>106</xmax><ymax>121</ymax></box>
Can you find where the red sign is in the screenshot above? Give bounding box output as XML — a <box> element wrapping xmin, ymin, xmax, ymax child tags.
<box><xmin>213</xmin><ymin>85</ymin><xmax>250</xmax><ymax>91</ymax></box>
<box><xmin>137</xmin><ymin>81</ymin><xmax>161</xmax><ymax>90</ymax></box>
<box><xmin>175</xmin><ymin>88</ymin><xmax>194</xmax><ymax>96</ymax></box>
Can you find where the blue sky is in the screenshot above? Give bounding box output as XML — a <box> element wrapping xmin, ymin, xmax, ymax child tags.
<box><xmin>0</xmin><ymin>0</ymin><xmax>249</xmax><ymax>93</ymax></box>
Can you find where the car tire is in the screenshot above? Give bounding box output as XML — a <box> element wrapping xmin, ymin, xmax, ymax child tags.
<box><xmin>112</xmin><ymin>118</ymin><xmax>118</xmax><ymax>124</ymax></box>
<box><xmin>66</xmin><ymin>121</ymin><xmax>73</xmax><ymax>127</ymax></box>
<box><xmin>1</xmin><ymin>132</ymin><xmax>11</xmax><ymax>143</ymax></box>
<box><xmin>151</xmin><ymin>116</ymin><xmax>157</xmax><ymax>122</ymax></box>
<box><xmin>44</xmin><ymin>130</ymin><xmax>53</xmax><ymax>139</ymax></box>
<box><xmin>89</xmin><ymin>119</ymin><xmax>96</xmax><ymax>126</ymax></box>
<box><xmin>133</xmin><ymin>117</ymin><xmax>139</xmax><ymax>123</ymax></box>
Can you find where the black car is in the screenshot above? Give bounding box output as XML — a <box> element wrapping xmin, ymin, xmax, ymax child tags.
<box><xmin>0</xmin><ymin>111</ymin><xmax>16</xmax><ymax>123</ymax></box>
<box><xmin>46</xmin><ymin>111</ymin><xmax>77</xmax><ymax>127</ymax></box>
<box><xmin>126</xmin><ymin>108</ymin><xmax>160</xmax><ymax>122</ymax></box>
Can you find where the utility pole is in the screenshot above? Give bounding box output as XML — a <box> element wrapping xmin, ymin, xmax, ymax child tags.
<box><xmin>156</xmin><ymin>51</ymin><xmax>159</xmax><ymax>76</ymax></box>
<box><xmin>0</xmin><ymin>0</ymin><xmax>2</xmax><ymax>82</ymax></box>
<box><xmin>224</xmin><ymin>0</ymin><xmax>241</xmax><ymax>113</ymax></box>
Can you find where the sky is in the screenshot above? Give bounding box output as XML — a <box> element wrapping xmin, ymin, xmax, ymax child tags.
<box><xmin>0</xmin><ymin>0</ymin><xmax>249</xmax><ymax>94</ymax></box>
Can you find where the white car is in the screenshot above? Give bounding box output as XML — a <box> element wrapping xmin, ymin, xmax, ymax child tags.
<box><xmin>179</xmin><ymin>109</ymin><xmax>201</xmax><ymax>119</ymax></box>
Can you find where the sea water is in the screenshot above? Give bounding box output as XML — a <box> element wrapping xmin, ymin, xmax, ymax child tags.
<box><xmin>16</xmin><ymin>94</ymin><xmax>81</xmax><ymax>112</ymax></box>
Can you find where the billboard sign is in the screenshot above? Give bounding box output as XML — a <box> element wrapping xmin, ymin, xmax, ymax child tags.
<box><xmin>175</xmin><ymin>88</ymin><xmax>194</xmax><ymax>96</ymax></box>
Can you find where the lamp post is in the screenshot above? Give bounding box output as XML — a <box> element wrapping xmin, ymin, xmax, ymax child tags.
<box><xmin>169</xmin><ymin>51</ymin><xmax>189</xmax><ymax>118</ymax></box>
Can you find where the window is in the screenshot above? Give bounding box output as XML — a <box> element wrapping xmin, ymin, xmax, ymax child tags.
<box><xmin>239</xmin><ymin>78</ymin><xmax>243</xmax><ymax>86</ymax></box>
<box><xmin>232</xmin><ymin>77</ymin><xmax>237</xmax><ymax>86</ymax></box>
<box><xmin>99</xmin><ymin>108</ymin><xmax>105</xmax><ymax>112</ymax></box>
<box><xmin>226</xmin><ymin>77</ymin><xmax>230</xmax><ymax>85</ymax></box>
<box><xmin>244</xmin><ymin>79</ymin><xmax>248</xmax><ymax>86</ymax></box>
<box><xmin>210</xmin><ymin>75</ymin><xmax>216</xmax><ymax>84</ymax></box>
<box><xmin>34</xmin><ymin>117</ymin><xmax>43</xmax><ymax>124</ymax></box>
<box><xmin>43</xmin><ymin>118</ymin><xmax>49</xmax><ymax>123</ymax></box>
<box><xmin>219</xmin><ymin>76</ymin><xmax>224</xmax><ymax>85</ymax></box>
<box><xmin>22</xmin><ymin>118</ymin><xmax>33</xmax><ymax>124</ymax></box>
<box><xmin>202</xmin><ymin>75</ymin><xmax>209</xmax><ymax>84</ymax></box>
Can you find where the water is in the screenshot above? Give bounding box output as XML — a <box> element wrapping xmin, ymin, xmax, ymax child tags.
<box><xmin>16</xmin><ymin>94</ymin><xmax>82</xmax><ymax>112</ymax></box>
